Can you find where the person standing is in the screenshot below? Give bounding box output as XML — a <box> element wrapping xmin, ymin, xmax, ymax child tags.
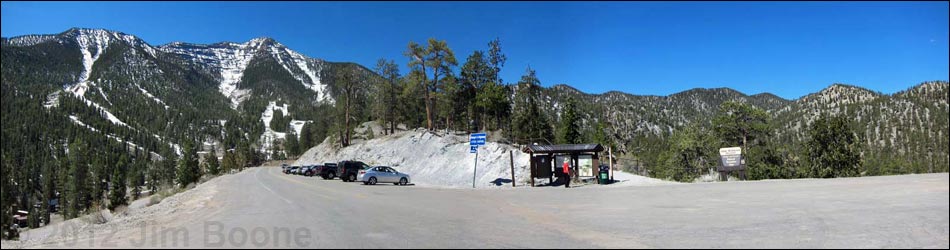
<box><xmin>562</xmin><ymin>158</ymin><xmax>571</xmax><ymax>188</ymax></box>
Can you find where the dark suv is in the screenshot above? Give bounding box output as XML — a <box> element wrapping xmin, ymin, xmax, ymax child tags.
<box><xmin>317</xmin><ymin>163</ymin><xmax>339</xmax><ymax>179</ymax></box>
<box><xmin>337</xmin><ymin>161</ymin><xmax>371</xmax><ymax>182</ymax></box>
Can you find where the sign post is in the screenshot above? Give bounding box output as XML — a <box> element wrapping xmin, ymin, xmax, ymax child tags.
<box><xmin>717</xmin><ymin>147</ymin><xmax>746</xmax><ymax>181</ymax></box>
<box><xmin>470</xmin><ymin>133</ymin><xmax>487</xmax><ymax>188</ymax></box>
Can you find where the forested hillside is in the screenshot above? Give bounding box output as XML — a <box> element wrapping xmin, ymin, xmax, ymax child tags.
<box><xmin>1</xmin><ymin>28</ymin><xmax>947</xmax><ymax>238</ymax></box>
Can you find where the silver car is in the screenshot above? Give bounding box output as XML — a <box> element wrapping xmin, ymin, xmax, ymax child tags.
<box><xmin>359</xmin><ymin>166</ymin><xmax>410</xmax><ymax>185</ymax></box>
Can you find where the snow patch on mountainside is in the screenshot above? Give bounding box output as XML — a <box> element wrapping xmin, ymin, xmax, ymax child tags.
<box><xmin>3</xmin><ymin>34</ymin><xmax>56</xmax><ymax>47</ymax></box>
<box><xmin>287</xmin><ymin>50</ymin><xmax>331</xmax><ymax>102</ymax></box>
<box><xmin>60</xmin><ymin>29</ymin><xmax>132</xmax><ymax>128</ymax></box>
<box><xmin>259</xmin><ymin>101</ymin><xmax>290</xmax><ymax>156</ymax></box>
<box><xmin>68</xmin><ymin>116</ymin><xmax>157</xmax><ymax>156</ymax></box>
<box><xmin>159</xmin><ymin>37</ymin><xmax>331</xmax><ymax>108</ymax></box>
<box><xmin>159</xmin><ymin>40</ymin><xmax>264</xmax><ymax>109</ymax></box>
<box><xmin>290</xmin><ymin>120</ymin><xmax>309</xmax><ymax>136</ymax></box>
<box><xmin>215</xmin><ymin>42</ymin><xmax>256</xmax><ymax>109</ymax></box>
<box><xmin>138</xmin><ymin>86</ymin><xmax>169</xmax><ymax>109</ymax></box>
<box><xmin>43</xmin><ymin>91</ymin><xmax>61</xmax><ymax>109</ymax></box>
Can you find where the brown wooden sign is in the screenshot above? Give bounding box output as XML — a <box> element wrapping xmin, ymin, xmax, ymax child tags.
<box><xmin>717</xmin><ymin>147</ymin><xmax>746</xmax><ymax>180</ymax></box>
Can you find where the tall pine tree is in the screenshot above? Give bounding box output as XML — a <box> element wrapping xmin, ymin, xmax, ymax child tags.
<box><xmin>206</xmin><ymin>146</ymin><xmax>220</xmax><ymax>176</ymax></box>
<box><xmin>108</xmin><ymin>155</ymin><xmax>128</xmax><ymax>210</ymax></box>
<box><xmin>511</xmin><ymin>67</ymin><xmax>553</xmax><ymax>145</ymax></box>
<box><xmin>556</xmin><ymin>97</ymin><xmax>581</xmax><ymax>144</ymax></box>
<box><xmin>176</xmin><ymin>143</ymin><xmax>200</xmax><ymax>188</ymax></box>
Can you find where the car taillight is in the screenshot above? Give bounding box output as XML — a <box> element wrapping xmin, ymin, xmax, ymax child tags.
<box><xmin>359</xmin><ymin>170</ymin><xmax>365</xmax><ymax>174</ymax></box>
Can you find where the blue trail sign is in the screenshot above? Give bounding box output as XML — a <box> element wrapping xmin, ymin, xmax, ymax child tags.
<box><xmin>469</xmin><ymin>133</ymin><xmax>487</xmax><ymax>188</ymax></box>
<box><xmin>470</xmin><ymin>133</ymin><xmax>487</xmax><ymax>146</ymax></box>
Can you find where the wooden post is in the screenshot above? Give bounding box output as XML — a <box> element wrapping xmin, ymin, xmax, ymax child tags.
<box><xmin>609</xmin><ymin>147</ymin><xmax>614</xmax><ymax>182</ymax></box>
<box><xmin>530</xmin><ymin>152</ymin><xmax>535</xmax><ymax>187</ymax></box>
<box><xmin>548</xmin><ymin>154</ymin><xmax>554</xmax><ymax>184</ymax></box>
<box><xmin>509</xmin><ymin>150</ymin><xmax>515</xmax><ymax>187</ymax></box>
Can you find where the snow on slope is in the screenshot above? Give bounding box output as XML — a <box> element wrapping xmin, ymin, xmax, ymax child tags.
<box><xmin>295</xmin><ymin>122</ymin><xmax>673</xmax><ymax>188</ymax></box>
<box><xmin>159</xmin><ymin>37</ymin><xmax>331</xmax><ymax>108</ymax></box>
<box><xmin>3</xmin><ymin>34</ymin><xmax>56</xmax><ymax>47</ymax></box>
<box><xmin>295</xmin><ymin>126</ymin><xmax>533</xmax><ymax>188</ymax></box>
<box><xmin>68</xmin><ymin>116</ymin><xmax>157</xmax><ymax>157</ymax></box>
<box><xmin>137</xmin><ymin>86</ymin><xmax>169</xmax><ymax>109</ymax></box>
<box><xmin>158</xmin><ymin>39</ymin><xmax>264</xmax><ymax>109</ymax></box>
<box><xmin>290</xmin><ymin>120</ymin><xmax>309</xmax><ymax>136</ymax></box>
<box><xmin>214</xmin><ymin>40</ymin><xmax>260</xmax><ymax>109</ymax></box>
<box><xmin>287</xmin><ymin>50</ymin><xmax>331</xmax><ymax>102</ymax></box>
<box><xmin>262</xmin><ymin>41</ymin><xmax>332</xmax><ymax>103</ymax></box>
<box><xmin>260</xmin><ymin>101</ymin><xmax>290</xmax><ymax>155</ymax></box>
<box><xmin>62</xmin><ymin>29</ymin><xmax>131</xmax><ymax>128</ymax></box>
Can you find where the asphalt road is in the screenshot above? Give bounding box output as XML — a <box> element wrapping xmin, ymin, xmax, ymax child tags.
<box><xmin>22</xmin><ymin>167</ymin><xmax>950</xmax><ymax>248</ymax></box>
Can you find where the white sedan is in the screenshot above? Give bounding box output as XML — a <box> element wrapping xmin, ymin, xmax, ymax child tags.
<box><xmin>359</xmin><ymin>166</ymin><xmax>411</xmax><ymax>185</ymax></box>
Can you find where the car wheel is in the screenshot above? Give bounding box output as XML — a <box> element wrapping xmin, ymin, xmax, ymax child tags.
<box><xmin>399</xmin><ymin>178</ymin><xmax>408</xmax><ymax>186</ymax></box>
<box><xmin>329</xmin><ymin>173</ymin><xmax>336</xmax><ymax>179</ymax></box>
<box><xmin>368</xmin><ymin>177</ymin><xmax>377</xmax><ymax>185</ymax></box>
<box><xmin>349</xmin><ymin>174</ymin><xmax>357</xmax><ymax>182</ymax></box>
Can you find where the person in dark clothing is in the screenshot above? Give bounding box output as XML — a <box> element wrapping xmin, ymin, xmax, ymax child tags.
<box><xmin>562</xmin><ymin>158</ymin><xmax>571</xmax><ymax>188</ymax></box>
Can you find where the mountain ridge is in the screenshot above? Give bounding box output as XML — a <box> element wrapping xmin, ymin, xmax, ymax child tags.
<box><xmin>2</xmin><ymin>27</ymin><xmax>947</xmax><ymax>177</ymax></box>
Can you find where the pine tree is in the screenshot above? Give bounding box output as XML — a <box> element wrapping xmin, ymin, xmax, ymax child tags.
<box><xmin>556</xmin><ymin>97</ymin><xmax>581</xmax><ymax>144</ymax></box>
<box><xmin>130</xmin><ymin>155</ymin><xmax>145</xmax><ymax>200</ymax></box>
<box><xmin>206</xmin><ymin>146</ymin><xmax>220</xmax><ymax>176</ymax></box>
<box><xmin>589</xmin><ymin>120</ymin><xmax>614</xmax><ymax>149</ymax></box>
<box><xmin>332</xmin><ymin>65</ymin><xmax>368</xmax><ymax>147</ymax></box>
<box><xmin>805</xmin><ymin>114</ymin><xmax>864</xmax><ymax>178</ymax></box>
<box><xmin>284</xmin><ymin>130</ymin><xmax>300</xmax><ymax>158</ymax></box>
<box><xmin>40</xmin><ymin>155</ymin><xmax>57</xmax><ymax>226</ymax></box>
<box><xmin>270</xmin><ymin>109</ymin><xmax>287</xmax><ymax>133</ymax></box>
<box><xmin>299</xmin><ymin>122</ymin><xmax>314</xmax><ymax>150</ymax></box>
<box><xmin>1</xmin><ymin>153</ymin><xmax>13</xmax><ymax>238</ymax></box>
<box><xmin>176</xmin><ymin>143</ymin><xmax>200</xmax><ymax>188</ymax></box>
<box><xmin>405</xmin><ymin>38</ymin><xmax>457</xmax><ymax>131</ymax></box>
<box><xmin>660</xmin><ymin>125</ymin><xmax>715</xmax><ymax>182</ymax></box>
<box><xmin>712</xmin><ymin>101</ymin><xmax>771</xmax><ymax>151</ymax></box>
<box><xmin>65</xmin><ymin>139</ymin><xmax>89</xmax><ymax>219</ymax></box>
<box><xmin>482</xmin><ymin>38</ymin><xmax>510</xmax><ymax>132</ymax></box>
<box><xmin>512</xmin><ymin>67</ymin><xmax>553</xmax><ymax>145</ymax></box>
<box><xmin>108</xmin><ymin>155</ymin><xmax>128</xmax><ymax>210</ymax></box>
<box><xmin>221</xmin><ymin>150</ymin><xmax>234</xmax><ymax>174</ymax></box>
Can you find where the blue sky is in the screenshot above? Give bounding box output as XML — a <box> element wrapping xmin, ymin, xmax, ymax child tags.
<box><xmin>2</xmin><ymin>1</ymin><xmax>947</xmax><ymax>99</ymax></box>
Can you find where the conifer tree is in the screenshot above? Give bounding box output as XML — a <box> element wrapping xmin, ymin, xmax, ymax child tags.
<box><xmin>556</xmin><ymin>97</ymin><xmax>581</xmax><ymax>144</ymax></box>
<box><xmin>206</xmin><ymin>146</ymin><xmax>220</xmax><ymax>176</ymax></box>
<box><xmin>108</xmin><ymin>155</ymin><xmax>128</xmax><ymax>210</ymax></box>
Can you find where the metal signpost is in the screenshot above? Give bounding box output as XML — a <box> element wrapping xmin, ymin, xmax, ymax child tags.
<box><xmin>717</xmin><ymin>147</ymin><xmax>746</xmax><ymax>181</ymax></box>
<box><xmin>470</xmin><ymin>133</ymin><xmax>486</xmax><ymax>188</ymax></box>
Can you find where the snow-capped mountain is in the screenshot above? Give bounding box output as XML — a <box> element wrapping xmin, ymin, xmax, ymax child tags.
<box><xmin>2</xmin><ymin>28</ymin><xmax>946</xmax><ymax>177</ymax></box>
<box><xmin>159</xmin><ymin>37</ymin><xmax>331</xmax><ymax>109</ymax></box>
<box><xmin>2</xmin><ymin>28</ymin><xmax>374</xmax><ymax>159</ymax></box>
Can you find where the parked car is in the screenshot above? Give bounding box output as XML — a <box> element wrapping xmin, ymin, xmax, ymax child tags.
<box><xmin>303</xmin><ymin>165</ymin><xmax>322</xmax><ymax>177</ymax></box>
<box><xmin>359</xmin><ymin>166</ymin><xmax>411</xmax><ymax>185</ymax></box>
<box><xmin>287</xmin><ymin>166</ymin><xmax>300</xmax><ymax>175</ymax></box>
<box><xmin>316</xmin><ymin>163</ymin><xmax>338</xmax><ymax>179</ymax></box>
<box><xmin>298</xmin><ymin>166</ymin><xmax>311</xmax><ymax>176</ymax></box>
<box><xmin>337</xmin><ymin>161</ymin><xmax>371</xmax><ymax>182</ymax></box>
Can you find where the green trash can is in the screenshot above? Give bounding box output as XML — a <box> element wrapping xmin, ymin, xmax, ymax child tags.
<box><xmin>598</xmin><ymin>165</ymin><xmax>610</xmax><ymax>184</ymax></box>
